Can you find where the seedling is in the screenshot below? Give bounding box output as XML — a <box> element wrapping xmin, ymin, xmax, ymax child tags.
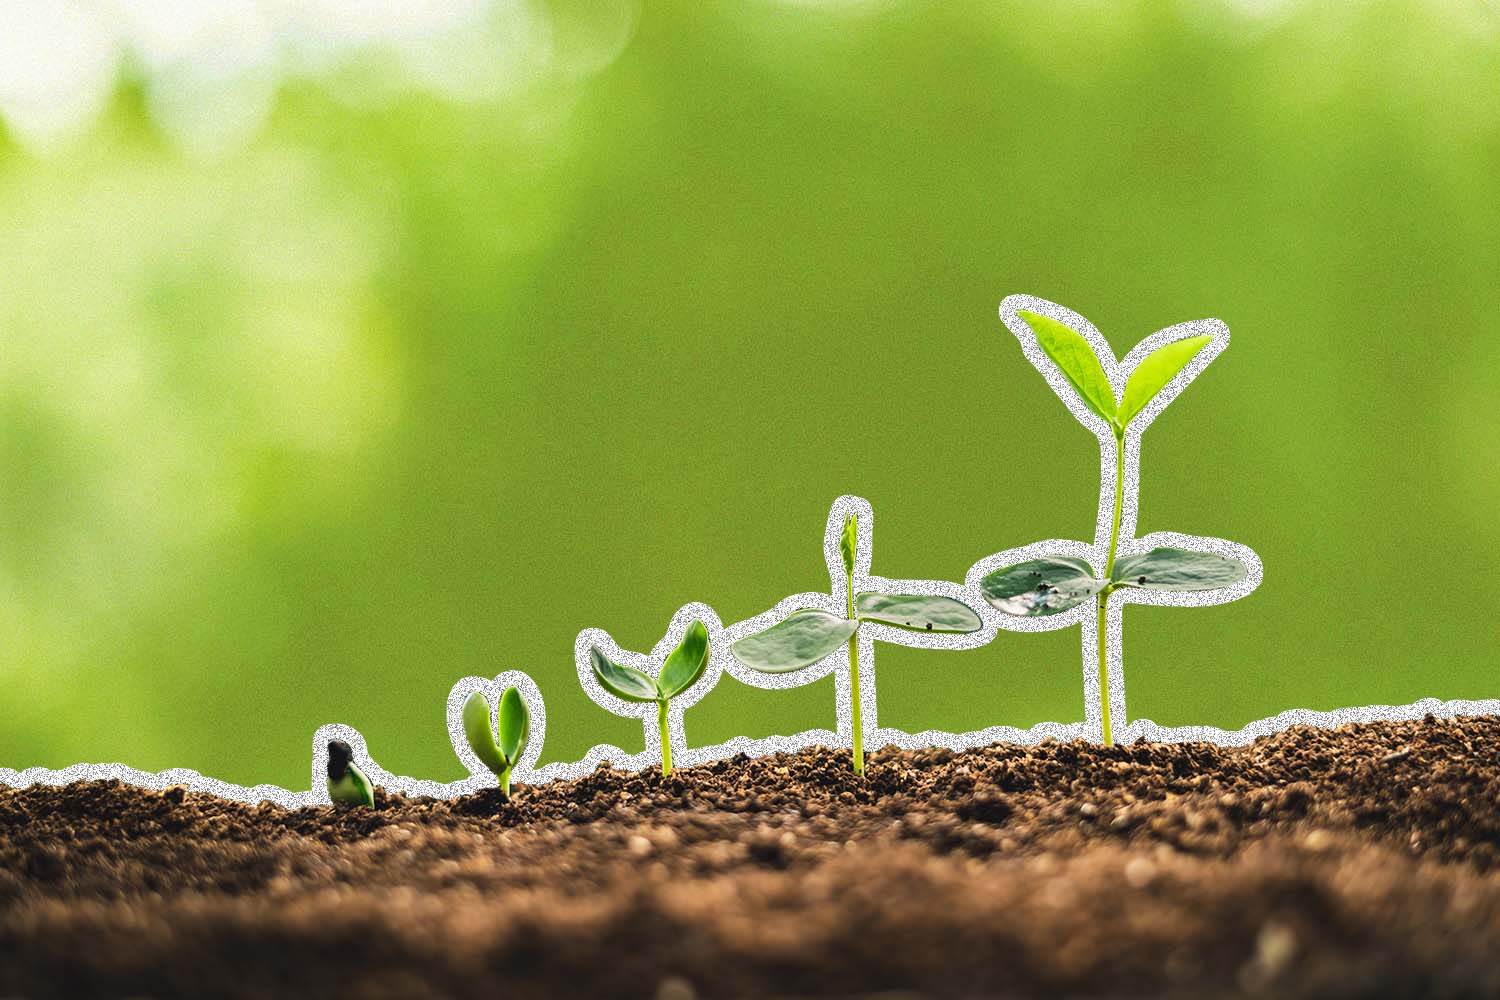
<box><xmin>326</xmin><ymin>739</ymin><xmax>374</xmax><ymax>807</ymax></box>
<box><xmin>461</xmin><ymin>686</ymin><xmax>530</xmax><ymax>797</ymax></box>
<box><xmin>731</xmin><ymin>510</ymin><xmax>983</xmax><ymax>775</ymax></box>
<box><xmin>589</xmin><ymin>619</ymin><xmax>710</xmax><ymax>776</ymax></box>
<box><xmin>978</xmin><ymin>298</ymin><xmax>1257</xmax><ymax>745</ymax></box>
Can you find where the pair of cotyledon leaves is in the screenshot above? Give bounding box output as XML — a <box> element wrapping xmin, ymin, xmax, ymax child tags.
<box><xmin>980</xmin><ymin>548</ymin><xmax>1248</xmax><ymax>617</ymax></box>
<box><xmin>979</xmin><ymin>310</ymin><xmax>1248</xmax><ymax>616</ymax></box>
<box><xmin>590</xmin><ymin>620</ymin><xmax>712</xmax><ymax>704</ymax></box>
<box><xmin>731</xmin><ymin>516</ymin><xmax>984</xmax><ymax>674</ymax></box>
<box><xmin>462</xmin><ymin>686</ymin><xmax>530</xmax><ymax>776</ymax></box>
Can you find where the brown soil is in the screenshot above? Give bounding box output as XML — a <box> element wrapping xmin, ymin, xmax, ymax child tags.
<box><xmin>5</xmin><ymin>717</ymin><xmax>1500</xmax><ymax>999</ymax></box>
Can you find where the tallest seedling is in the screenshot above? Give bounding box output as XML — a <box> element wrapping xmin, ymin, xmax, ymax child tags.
<box><xmin>979</xmin><ymin>305</ymin><xmax>1253</xmax><ymax>744</ymax></box>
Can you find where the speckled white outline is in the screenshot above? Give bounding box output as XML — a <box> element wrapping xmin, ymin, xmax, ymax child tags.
<box><xmin>5</xmin><ymin>292</ymin><xmax>1494</xmax><ymax>804</ymax></box>
<box><xmin>979</xmin><ymin>294</ymin><xmax>1266</xmax><ymax>742</ymax></box>
<box><xmin>573</xmin><ymin>602</ymin><xmax>728</xmax><ymax>773</ymax></box>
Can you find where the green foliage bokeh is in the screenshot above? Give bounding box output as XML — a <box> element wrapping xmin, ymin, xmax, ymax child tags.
<box><xmin>3</xmin><ymin>1</ymin><xmax>1497</xmax><ymax>787</ymax></box>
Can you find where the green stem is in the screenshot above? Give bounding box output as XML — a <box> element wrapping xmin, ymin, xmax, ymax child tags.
<box><xmin>847</xmin><ymin>570</ymin><xmax>864</xmax><ymax>776</ymax></box>
<box><xmin>1097</xmin><ymin>428</ymin><xmax>1126</xmax><ymax>746</ymax></box>
<box><xmin>657</xmin><ymin>699</ymin><xmax>673</xmax><ymax>776</ymax></box>
<box><xmin>499</xmin><ymin>763</ymin><xmax>512</xmax><ymax>800</ymax></box>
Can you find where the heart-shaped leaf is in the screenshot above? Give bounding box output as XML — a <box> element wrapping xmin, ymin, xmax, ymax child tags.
<box><xmin>590</xmin><ymin>647</ymin><xmax>660</xmax><ymax>702</ymax></box>
<box><xmin>496</xmin><ymin>685</ymin><xmax>529</xmax><ymax>763</ymax></box>
<box><xmin>980</xmin><ymin>556</ymin><xmax>1103</xmax><ymax>616</ymax></box>
<box><xmin>1112</xmin><ymin>547</ymin><xmax>1248</xmax><ymax>591</ymax></box>
<box><xmin>461</xmin><ymin>690</ymin><xmax>510</xmax><ymax>776</ymax></box>
<box><xmin>657</xmin><ymin>619</ymin><xmax>710</xmax><ymax>699</ymax></box>
<box><xmin>731</xmin><ymin>608</ymin><xmax>859</xmax><ymax>673</ymax></box>
<box><xmin>1018</xmin><ymin>310</ymin><xmax>1118</xmax><ymax>427</ymax></box>
<box><xmin>856</xmin><ymin>592</ymin><xmax>982</xmax><ymax>633</ymax></box>
<box><xmin>1118</xmin><ymin>334</ymin><xmax>1213</xmax><ymax>427</ymax></box>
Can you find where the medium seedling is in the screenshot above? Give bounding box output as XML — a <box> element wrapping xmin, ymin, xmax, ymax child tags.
<box><xmin>980</xmin><ymin>308</ymin><xmax>1248</xmax><ymax>744</ymax></box>
<box><xmin>589</xmin><ymin>619</ymin><xmax>710</xmax><ymax>776</ymax></box>
<box><xmin>731</xmin><ymin>511</ymin><xmax>982</xmax><ymax>775</ymax></box>
<box><xmin>461</xmin><ymin>686</ymin><xmax>530</xmax><ymax>798</ymax></box>
<box><xmin>326</xmin><ymin>739</ymin><xmax>374</xmax><ymax>807</ymax></box>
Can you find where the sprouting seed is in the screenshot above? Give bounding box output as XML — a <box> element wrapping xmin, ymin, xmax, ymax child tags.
<box><xmin>461</xmin><ymin>686</ymin><xmax>530</xmax><ymax>799</ymax></box>
<box><xmin>326</xmin><ymin>740</ymin><xmax>374</xmax><ymax>808</ymax></box>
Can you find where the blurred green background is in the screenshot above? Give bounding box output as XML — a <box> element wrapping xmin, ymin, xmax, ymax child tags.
<box><xmin>2</xmin><ymin>0</ymin><xmax>1497</xmax><ymax>788</ymax></box>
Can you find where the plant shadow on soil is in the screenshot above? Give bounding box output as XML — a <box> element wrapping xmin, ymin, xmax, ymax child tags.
<box><xmin>5</xmin><ymin>717</ymin><xmax>1500</xmax><ymax>999</ymax></box>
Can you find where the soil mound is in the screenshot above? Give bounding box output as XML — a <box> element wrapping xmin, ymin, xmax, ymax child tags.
<box><xmin>5</xmin><ymin>716</ymin><xmax>1500</xmax><ymax>998</ymax></box>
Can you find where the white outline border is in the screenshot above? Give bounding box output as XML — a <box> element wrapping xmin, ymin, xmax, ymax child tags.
<box><xmin>3</xmin><ymin>294</ymin><xmax>1493</xmax><ymax>805</ymax></box>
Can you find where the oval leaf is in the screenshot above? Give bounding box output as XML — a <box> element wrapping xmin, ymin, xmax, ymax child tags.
<box><xmin>731</xmin><ymin>609</ymin><xmax>859</xmax><ymax>673</ymax></box>
<box><xmin>1118</xmin><ymin>334</ymin><xmax>1213</xmax><ymax>427</ymax></box>
<box><xmin>496</xmin><ymin>686</ymin><xmax>529</xmax><ymax>763</ymax></box>
<box><xmin>589</xmin><ymin>647</ymin><xmax>660</xmax><ymax>702</ymax></box>
<box><xmin>1018</xmin><ymin>310</ymin><xmax>1118</xmax><ymax>426</ymax></box>
<box><xmin>461</xmin><ymin>691</ymin><xmax>509</xmax><ymax>777</ymax></box>
<box><xmin>980</xmin><ymin>556</ymin><xmax>1103</xmax><ymax>617</ymax></box>
<box><xmin>856</xmin><ymin>592</ymin><xmax>982</xmax><ymax>633</ymax></box>
<box><xmin>1112</xmin><ymin>547</ymin><xmax>1248</xmax><ymax>592</ymax></box>
<box><xmin>657</xmin><ymin>619</ymin><xmax>710</xmax><ymax>699</ymax></box>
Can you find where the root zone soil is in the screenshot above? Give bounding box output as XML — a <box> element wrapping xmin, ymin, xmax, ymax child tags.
<box><xmin>6</xmin><ymin>716</ymin><xmax>1500</xmax><ymax>999</ymax></box>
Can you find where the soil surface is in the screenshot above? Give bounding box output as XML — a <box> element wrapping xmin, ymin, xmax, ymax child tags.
<box><xmin>6</xmin><ymin>717</ymin><xmax>1500</xmax><ymax>999</ymax></box>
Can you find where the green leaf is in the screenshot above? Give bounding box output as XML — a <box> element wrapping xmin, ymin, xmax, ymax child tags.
<box><xmin>657</xmin><ymin>619</ymin><xmax>710</xmax><ymax>699</ymax></box>
<box><xmin>590</xmin><ymin>647</ymin><xmax>660</xmax><ymax>702</ymax></box>
<box><xmin>496</xmin><ymin>686</ymin><xmax>529</xmax><ymax>763</ymax></box>
<box><xmin>1118</xmin><ymin>334</ymin><xmax>1213</xmax><ymax>427</ymax></box>
<box><xmin>856</xmin><ymin>592</ymin><xmax>982</xmax><ymax>633</ymax></box>
<box><xmin>731</xmin><ymin>609</ymin><xmax>860</xmax><ymax>673</ymax></box>
<box><xmin>1112</xmin><ymin>547</ymin><xmax>1248</xmax><ymax>592</ymax></box>
<box><xmin>980</xmin><ymin>556</ymin><xmax>1103</xmax><ymax>616</ymax></box>
<box><xmin>461</xmin><ymin>691</ymin><xmax>510</xmax><ymax>776</ymax></box>
<box><xmin>839</xmin><ymin>513</ymin><xmax>857</xmax><ymax>576</ymax></box>
<box><xmin>1018</xmin><ymin>310</ymin><xmax>1118</xmax><ymax>426</ymax></box>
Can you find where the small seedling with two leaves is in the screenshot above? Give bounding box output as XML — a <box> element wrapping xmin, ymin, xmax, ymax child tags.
<box><xmin>326</xmin><ymin>739</ymin><xmax>374</xmax><ymax>807</ymax></box>
<box><xmin>461</xmin><ymin>686</ymin><xmax>530</xmax><ymax>798</ymax></box>
<box><xmin>980</xmin><ymin>308</ymin><xmax>1249</xmax><ymax>744</ymax></box>
<box><xmin>589</xmin><ymin>619</ymin><xmax>710</xmax><ymax>776</ymax></box>
<box><xmin>731</xmin><ymin>511</ymin><xmax>983</xmax><ymax>775</ymax></box>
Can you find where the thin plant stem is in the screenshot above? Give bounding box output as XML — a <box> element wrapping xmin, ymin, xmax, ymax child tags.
<box><xmin>657</xmin><ymin>700</ymin><xmax>673</xmax><ymax>776</ymax></box>
<box><xmin>1097</xmin><ymin>427</ymin><xmax>1126</xmax><ymax>745</ymax></box>
<box><xmin>847</xmin><ymin>563</ymin><xmax>864</xmax><ymax>776</ymax></box>
<box><xmin>499</xmin><ymin>764</ymin><xmax>512</xmax><ymax>800</ymax></box>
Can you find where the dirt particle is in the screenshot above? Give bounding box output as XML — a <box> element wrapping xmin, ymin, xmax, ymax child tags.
<box><xmin>1124</xmin><ymin>856</ymin><xmax>1156</xmax><ymax>888</ymax></box>
<box><xmin>1241</xmin><ymin>920</ymin><xmax>1298</xmax><ymax>990</ymax></box>
<box><xmin>1303</xmin><ymin>829</ymin><xmax>1334</xmax><ymax>852</ymax></box>
<box><xmin>656</xmin><ymin>976</ymin><xmax>697</xmax><ymax>1000</ymax></box>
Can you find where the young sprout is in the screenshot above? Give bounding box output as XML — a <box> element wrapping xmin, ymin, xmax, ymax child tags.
<box><xmin>326</xmin><ymin>739</ymin><xmax>374</xmax><ymax>807</ymax></box>
<box><xmin>980</xmin><ymin>303</ymin><xmax>1252</xmax><ymax>744</ymax></box>
<box><xmin>732</xmin><ymin>511</ymin><xmax>983</xmax><ymax>775</ymax></box>
<box><xmin>461</xmin><ymin>686</ymin><xmax>530</xmax><ymax>798</ymax></box>
<box><xmin>590</xmin><ymin>620</ymin><xmax>709</xmax><ymax>776</ymax></box>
